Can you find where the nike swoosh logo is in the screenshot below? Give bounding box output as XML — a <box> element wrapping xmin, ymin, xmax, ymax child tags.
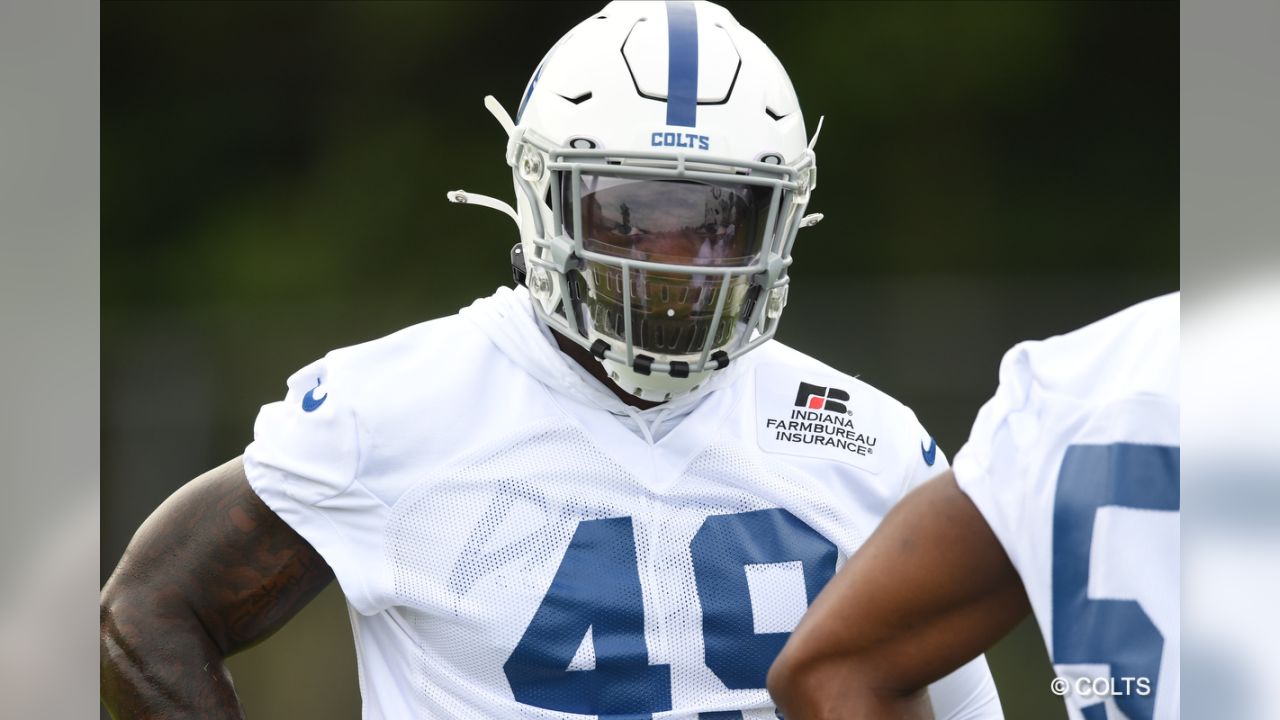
<box><xmin>302</xmin><ymin>378</ymin><xmax>327</xmax><ymax>412</ymax></box>
<box><xmin>921</xmin><ymin>437</ymin><xmax>937</xmax><ymax>466</ymax></box>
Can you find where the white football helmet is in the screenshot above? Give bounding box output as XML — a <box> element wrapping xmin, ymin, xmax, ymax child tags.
<box><xmin>453</xmin><ymin>0</ymin><xmax>821</xmax><ymax>401</ymax></box>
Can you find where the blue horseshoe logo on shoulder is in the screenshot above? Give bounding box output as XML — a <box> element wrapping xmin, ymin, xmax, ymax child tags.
<box><xmin>302</xmin><ymin>377</ymin><xmax>328</xmax><ymax>413</ymax></box>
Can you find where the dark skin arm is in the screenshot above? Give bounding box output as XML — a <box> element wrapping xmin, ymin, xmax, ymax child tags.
<box><xmin>767</xmin><ymin>470</ymin><xmax>1031</xmax><ymax>719</ymax></box>
<box><xmin>100</xmin><ymin>457</ymin><xmax>334</xmax><ymax>719</ymax></box>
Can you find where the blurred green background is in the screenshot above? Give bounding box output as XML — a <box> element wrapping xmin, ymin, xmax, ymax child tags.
<box><xmin>102</xmin><ymin>1</ymin><xmax>1177</xmax><ymax>717</ymax></box>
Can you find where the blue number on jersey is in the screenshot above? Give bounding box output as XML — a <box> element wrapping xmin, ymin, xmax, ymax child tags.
<box><xmin>1052</xmin><ymin>443</ymin><xmax>1179</xmax><ymax>720</ymax></box>
<box><xmin>505</xmin><ymin>509</ymin><xmax>834</xmax><ymax>718</ymax></box>
<box><xmin>503</xmin><ymin>516</ymin><xmax>672</xmax><ymax>717</ymax></box>
<box><xmin>691</xmin><ymin>508</ymin><xmax>838</xmax><ymax>689</ymax></box>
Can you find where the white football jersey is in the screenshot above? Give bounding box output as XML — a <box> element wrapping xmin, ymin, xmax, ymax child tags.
<box><xmin>245</xmin><ymin>286</ymin><xmax>1002</xmax><ymax>719</ymax></box>
<box><xmin>953</xmin><ymin>293</ymin><xmax>1179</xmax><ymax>720</ymax></box>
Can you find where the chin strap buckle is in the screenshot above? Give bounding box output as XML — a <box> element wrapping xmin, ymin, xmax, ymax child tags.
<box><xmin>510</xmin><ymin>244</ymin><xmax>527</xmax><ymax>287</ymax></box>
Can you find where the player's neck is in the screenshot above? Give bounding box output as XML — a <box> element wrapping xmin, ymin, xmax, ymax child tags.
<box><xmin>551</xmin><ymin>330</ymin><xmax>664</xmax><ymax>411</ymax></box>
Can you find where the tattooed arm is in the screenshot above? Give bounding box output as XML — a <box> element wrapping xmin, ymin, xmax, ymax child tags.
<box><xmin>100</xmin><ymin>457</ymin><xmax>334</xmax><ymax>719</ymax></box>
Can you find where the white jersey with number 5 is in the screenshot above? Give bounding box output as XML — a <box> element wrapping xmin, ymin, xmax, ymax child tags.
<box><xmin>244</xmin><ymin>285</ymin><xmax>1002</xmax><ymax>720</ymax></box>
<box><xmin>953</xmin><ymin>293</ymin><xmax>1179</xmax><ymax>720</ymax></box>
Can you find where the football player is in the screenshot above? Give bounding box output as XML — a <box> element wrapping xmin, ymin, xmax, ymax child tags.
<box><xmin>101</xmin><ymin>2</ymin><xmax>1004</xmax><ymax>718</ymax></box>
<box><xmin>768</xmin><ymin>293</ymin><xmax>1179</xmax><ymax>720</ymax></box>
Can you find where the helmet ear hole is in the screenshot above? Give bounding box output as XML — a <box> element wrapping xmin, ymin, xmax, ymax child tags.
<box><xmin>568</xmin><ymin>137</ymin><xmax>598</xmax><ymax>149</ymax></box>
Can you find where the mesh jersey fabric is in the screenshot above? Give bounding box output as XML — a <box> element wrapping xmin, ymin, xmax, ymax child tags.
<box><xmin>953</xmin><ymin>292</ymin><xmax>1180</xmax><ymax>720</ymax></box>
<box><xmin>244</xmin><ymin>285</ymin><xmax>1002</xmax><ymax>719</ymax></box>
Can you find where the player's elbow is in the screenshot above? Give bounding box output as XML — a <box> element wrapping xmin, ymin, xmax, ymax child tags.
<box><xmin>100</xmin><ymin>571</ymin><xmax>208</xmax><ymax>671</ymax></box>
<box><xmin>766</xmin><ymin>644</ymin><xmax>811</xmax><ymax>713</ymax></box>
<box><xmin>770</xmin><ymin>642</ymin><xmax>925</xmax><ymax>719</ymax></box>
<box><xmin>100</xmin><ymin>575</ymin><xmax>155</xmax><ymax>671</ymax></box>
<box><xmin>100</xmin><ymin>576</ymin><xmax>130</xmax><ymax>647</ymax></box>
<box><xmin>768</xmin><ymin>642</ymin><xmax>854</xmax><ymax>719</ymax></box>
<box><xmin>100</xmin><ymin>579</ymin><xmax>147</xmax><ymax>700</ymax></box>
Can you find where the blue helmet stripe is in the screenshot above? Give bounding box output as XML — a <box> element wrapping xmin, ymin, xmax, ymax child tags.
<box><xmin>516</xmin><ymin>60</ymin><xmax>545</xmax><ymax>124</ymax></box>
<box><xmin>665</xmin><ymin>1</ymin><xmax>699</xmax><ymax>128</ymax></box>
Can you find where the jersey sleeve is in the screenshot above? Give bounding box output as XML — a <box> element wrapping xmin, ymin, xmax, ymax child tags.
<box><xmin>950</xmin><ymin>342</ymin><xmax>1036</xmax><ymax>567</ymax></box>
<box><xmin>956</xmin><ymin>294</ymin><xmax>1181</xmax><ymax>533</ymax></box>
<box><xmin>927</xmin><ymin>654</ymin><xmax>1005</xmax><ymax>719</ymax></box>
<box><xmin>898</xmin><ymin>406</ymin><xmax>952</xmax><ymax>501</ymax></box>
<box><xmin>243</xmin><ymin>355</ymin><xmax>392</xmax><ymax>615</ymax></box>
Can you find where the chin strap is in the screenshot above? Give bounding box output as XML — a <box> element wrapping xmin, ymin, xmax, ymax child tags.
<box><xmin>799</xmin><ymin>116</ymin><xmax>826</xmax><ymax>228</ymax></box>
<box><xmin>808</xmin><ymin>115</ymin><xmax>825</xmax><ymax>151</ymax></box>
<box><xmin>484</xmin><ymin>95</ymin><xmax>516</xmax><ymax>137</ymax></box>
<box><xmin>446</xmin><ymin>95</ymin><xmax>522</xmax><ymax>229</ymax></box>
<box><xmin>446</xmin><ymin>189</ymin><xmax>520</xmax><ymax>229</ymax></box>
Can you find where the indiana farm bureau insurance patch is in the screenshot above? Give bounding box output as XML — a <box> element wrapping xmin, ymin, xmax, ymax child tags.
<box><xmin>755</xmin><ymin>366</ymin><xmax>884</xmax><ymax>473</ymax></box>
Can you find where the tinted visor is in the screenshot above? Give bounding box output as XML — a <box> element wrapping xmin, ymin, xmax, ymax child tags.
<box><xmin>562</xmin><ymin>175</ymin><xmax>774</xmax><ymax>358</ymax></box>
<box><xmin>565</xmin><ymin>175</ymin><xmax>771</xmax><ymax>267</ymax></box>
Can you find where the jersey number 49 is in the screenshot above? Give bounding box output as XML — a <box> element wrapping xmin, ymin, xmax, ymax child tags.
<box><xmin>503</xmin><ymin>508</ymin><xmax>836</xmax><ymax>719</ymax></box>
